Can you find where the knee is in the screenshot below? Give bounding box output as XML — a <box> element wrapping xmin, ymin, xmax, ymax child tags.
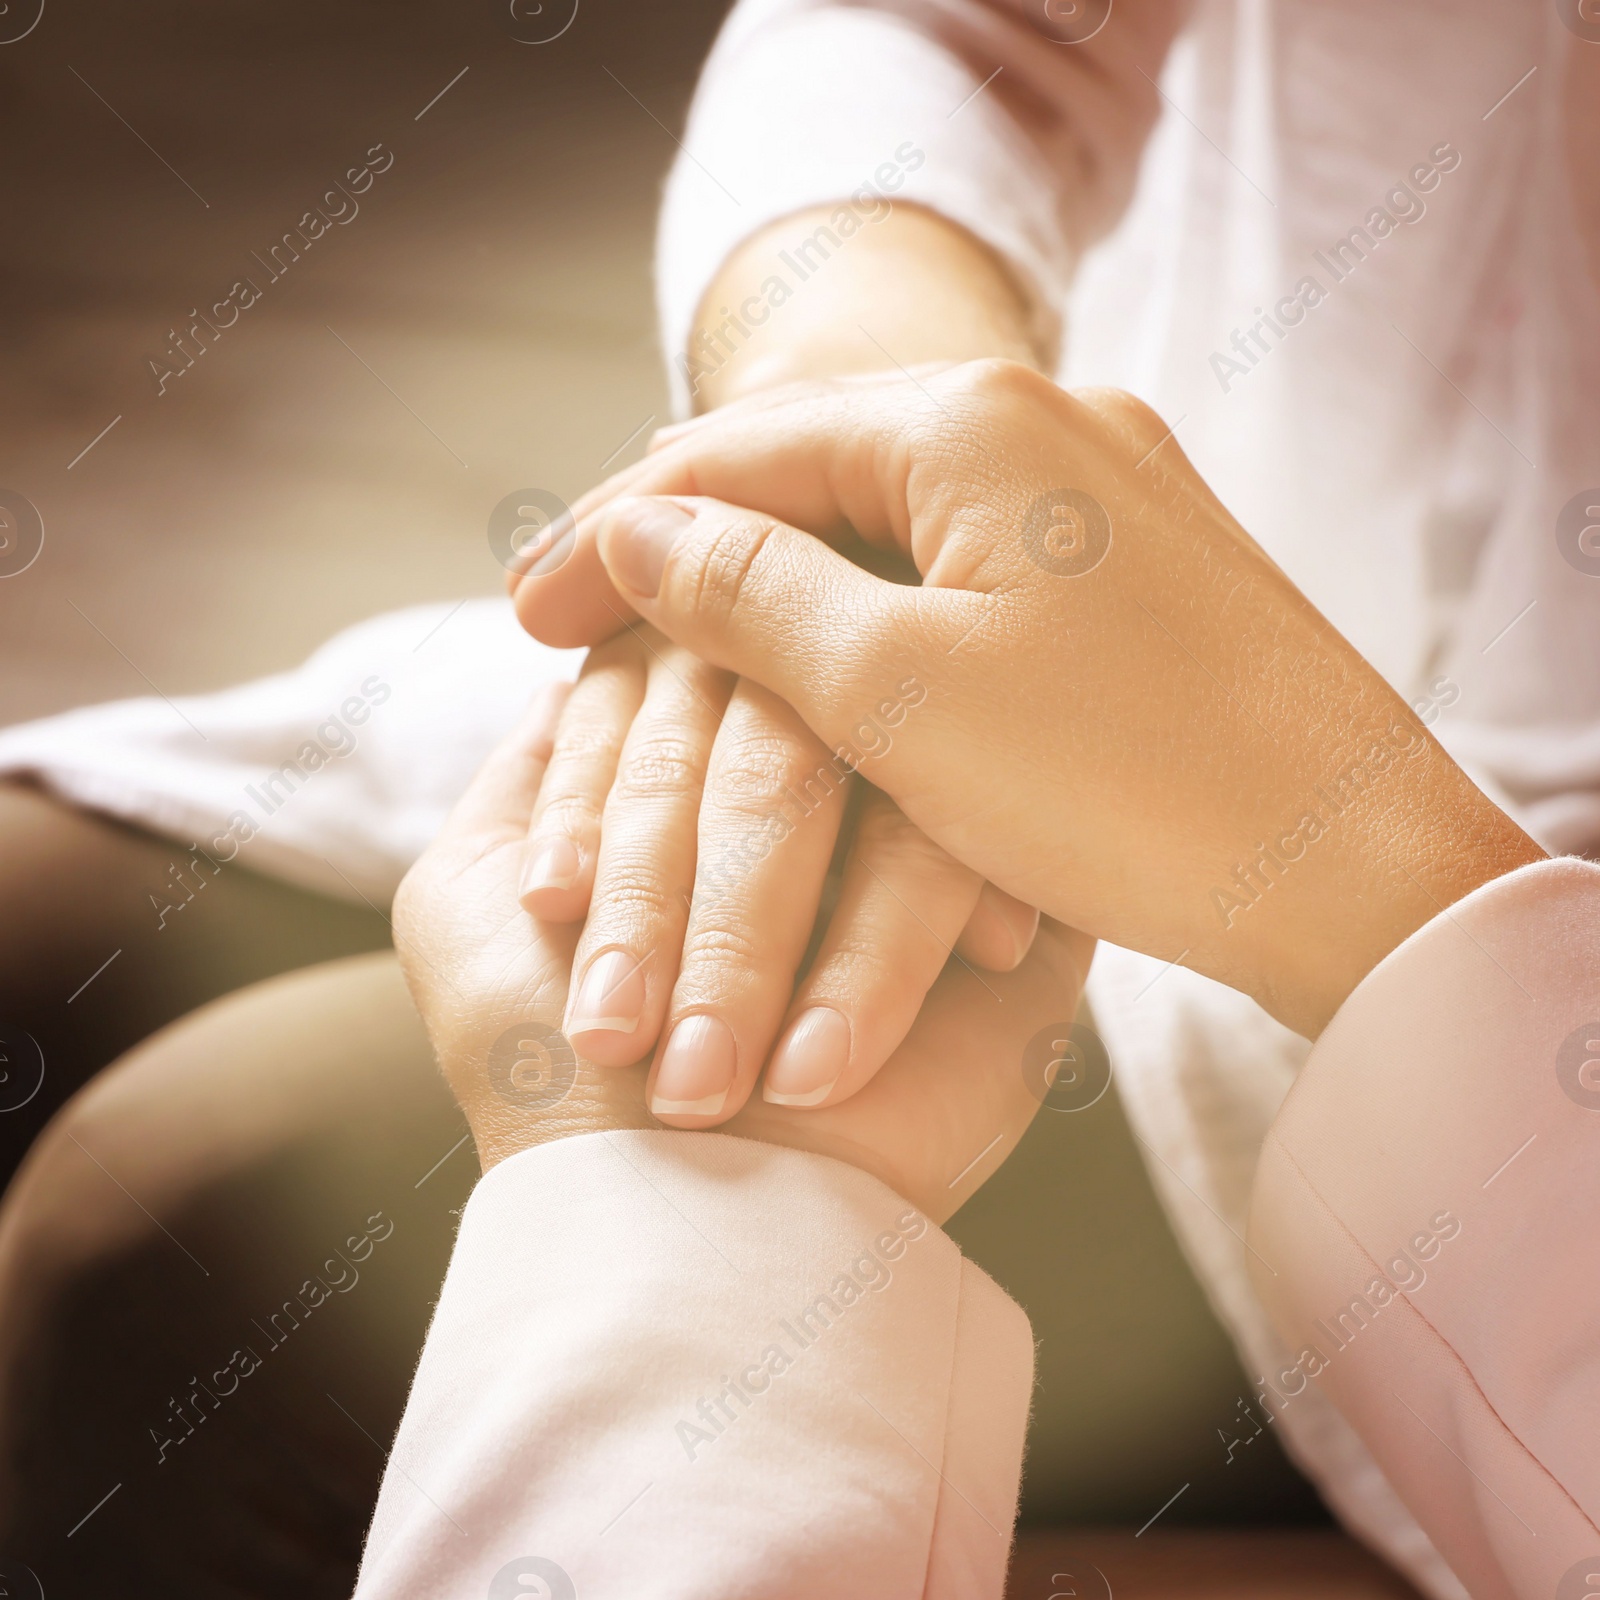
<box><xmin>0</xmin><ymin>1082</ymin><xmax>163</xmax><ymax>1314</ymax></box>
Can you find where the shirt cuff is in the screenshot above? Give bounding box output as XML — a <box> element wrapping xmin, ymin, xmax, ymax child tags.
<box><xmin>356</xmin><ymin>1130</ymin><xmax>1031</xmax><ymax>1599</ymax></box>
<box><xmin>1250</xmin><ymin>856</ymin><xmax>1600</xmax><ymax>1600</ymax></box>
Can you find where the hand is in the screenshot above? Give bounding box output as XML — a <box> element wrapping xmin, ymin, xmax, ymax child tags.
<box><xmin>515</xmin><ymin>624</ymin><xmax>1037</xmax><ymax>1125</ymax></box>
<box><xmin>391</xmin><ymin>687</ymin><xmax>1092</xmax><ymax>1221</ymax></box>
<box><xmin>501</xmin><ymin>202</ymin><xmax>1042</xmax><ymax>649</ymax></box>
<box><xmin>524</xmin><ymin>362</ymin><xmax>1543</xmax><ymax>1038</ymax></box>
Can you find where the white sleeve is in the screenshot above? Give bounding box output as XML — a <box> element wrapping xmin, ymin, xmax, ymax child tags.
<box><xmin>353</xmin><ymin>1130</ymin><xmax>1033</xmax><ymax>1599</ymax></box>
<box><xmin>656</xmin><ymin>0</ymin><xmax>1189</xmax><ymax>409</ymax></box>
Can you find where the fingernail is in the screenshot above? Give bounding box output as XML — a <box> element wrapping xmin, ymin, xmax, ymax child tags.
<box><xmin>566</xmin><ymin>949</ymin><xmax>645</xmax><ymax>1037</ymax></box>
<box><xmin>520</xmin><ymin>835</ymin><xmax>581</xmax><ymax>900</ymax></box>
<box><xmin>601</xmin><ymin>498</ymin><xmax>694</xmax><ymax>598</ymax></box>
<box><xmin>763</xmin><ymin>1007</ymin><xmax>851</xmax><ymax>1107</ymax></box>
<box><xmin>1011</xmin><ymin>905</ymin><xmax>1041</xmax><ymax>966</ymax></box>
<box><xmin>650</xmin><ymin>1014</ymin><xmax>737</xmax><ymax>1118</ymax></box>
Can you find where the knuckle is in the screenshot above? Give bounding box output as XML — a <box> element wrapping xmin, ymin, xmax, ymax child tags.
<box><xmin>534</xmin><ymin>794</ymin><xmax>603</xmax><ymax>836</ymax></box>
<box><xmin>612</xmin><ymin>735</ymin><xmax>708</xmax><ymax>805</ymax></box>
<box><xmin>584</xmin><ymin>867</ymin><xmax>686</xmax><ymax>930</ymax></box>
<box><xmin>709</xmin><ymin>729</ymin><xmax>819</xmax><ymax>814</ymax></box>
<box><xmin>683</xmin><ymin>513</ymin><xmax>773</xmax><ymax>629</ymax></box>
<box><xmin>548</xmin><ymin>722</ymin><xmax>626</xmax><ymax>770</ymax></box>
<box><xmin>677</xmin><ymin>919</ymin><xmax>766</xmax><ymax>993</ymax></box>
<box><xmin>1078</xmin><ymin>384</ymin><xmax>1167</xmax><ymax>442</ymax></box>
<box><xmin>813</xmin><ymin>938</ymin><xmax>902</xmax><ymax>994</ymax></box>
<box><xmin>943</xmin><ymin>356</ymin><xmax>1053</xmax><ymax>412</ymax></box>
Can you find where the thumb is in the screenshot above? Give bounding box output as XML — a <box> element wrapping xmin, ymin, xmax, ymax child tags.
<box><xmin>596</xmin><ymin>494</ymin><xmax>960</xmax><ymax>747</ymax></box>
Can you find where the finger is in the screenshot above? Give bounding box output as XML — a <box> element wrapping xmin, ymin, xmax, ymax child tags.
<box><xmin>518</xmin><ymin>368</ymin><xmax>1178</xmax><ymax>653</ymax></box>
<box><xmin>729</xmin><ymin>915</ymin><xmax>1096</xmax><ymax>1223</ymax></box>
<box><xmin>645</xmin><ymin>682</ymin><xmax>848</xmax><ymax>1127</ymax></box>
<box><xmin>511</xmin><ymin>373</ymin><xmax>927</xmax><ymax>650</ymax></box>
<box><xmin>762</xmin><ymin>789</ymin><xmax>984</xmax><ymax>1109</ymax></box>
<box><xmin>517</xmin><ymin>643</ymin><xmax>645</xmax><ymax>920</ymax></box>
<box><xmin>443</xmin><ymin>682</ymin><xmax>572</xmax><ymax>838</ymax></box>
<box><xmin>562</xmin><ymin>644</ymin><xmax>733</xmax><ymax>1066</ymax></box>
<box><xmin>954</xmin><ymin>883</ymin><xmax>1040</xmax><ymax>972</ymax></box>
<box><xmin>594</xmin><ymin>495</ymin><xmax>975</xmax><ymax>773</ymax></box>
<box><xmin>645</xmin><ymin>370</ymin><xmax>913</xmax><ymax>453</ymax></box>
<box><xmin>502</xmin><ymin>449</ymin><xmax>690</xmax><ymax>647</ymax></box>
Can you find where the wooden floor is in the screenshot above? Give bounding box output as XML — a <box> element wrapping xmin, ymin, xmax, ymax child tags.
<box><xmin>1009</xmin><ymin>1530</ymin><xmax>1427</xmax><ymax>1600</ymax></box>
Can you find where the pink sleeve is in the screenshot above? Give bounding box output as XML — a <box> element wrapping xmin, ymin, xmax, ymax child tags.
<box><xmin>1249</xmin><ymin>858</ymin><xmax>1600</xmax><ymax>1600</ymax></box>
<box><xmin>656</xmin><ymin>0</ymin><xmax>1189</xmax><ymax>407</ymax></box>
<box><xmin>353</xmin><ymin>1130</ymin><xmax>1031</xmax><ymax>1599</ymax></box>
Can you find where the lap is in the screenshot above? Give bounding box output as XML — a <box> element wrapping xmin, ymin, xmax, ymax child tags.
<box><xmin>0</xmin><ymin>780</ymin><xmax>391</xmax><ymax>1191</ymax></box>
<box><xmin>0</xmin><ymin>949</ymin><xmax>470</xmax><ymax>1596</ymax></box>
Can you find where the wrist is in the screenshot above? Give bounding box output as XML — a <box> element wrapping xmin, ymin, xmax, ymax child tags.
<box><xmin>1239</xmin><ymin>750</ymin><xmax>1545</xmax><ymax>1038</ymax></box>
<box><xmin>433</xmin><ymin>1018</ymin><xmax>657</xmax><ymax>1173</ymax></box>
<box><xmin>687</xmin><ymin>201</ymin><xmax>1043</xmax><ymax>411</ymax></box>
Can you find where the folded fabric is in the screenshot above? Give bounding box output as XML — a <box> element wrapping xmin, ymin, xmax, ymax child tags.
<box><xmin>0</xmin><ymin>599</ymin><xmax>581</xmax><ymax>905</ymax></box>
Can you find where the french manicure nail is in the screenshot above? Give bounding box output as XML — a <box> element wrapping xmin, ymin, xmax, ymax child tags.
<box><xmin>520</xmin><ymin>835</ymin><xmax>581</xmax><ymax>900</ymax></box>
<box><xmin>650</xmin><ymin>1014</ymin><xmax>737</xmax><ymax>1118</ymax></box>
<box><xmin>566</xmin><ymin>949</ymin><xmax>645</xmax><ymax>1037</ymax></box>
<box><xmin>601</xmin><ymin>498</ymin><xmax>694</xmax><ymax>598</ymax></box>
<box><xmin>763</xmin><ymin>1007</ymin><xmax>851</xmax><ymax>1107</ymax></box>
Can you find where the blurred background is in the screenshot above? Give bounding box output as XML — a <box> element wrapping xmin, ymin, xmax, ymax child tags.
<box><xmin>0</xmin><ymin>0</ymin><xmax>731</xmax><ymax>726</ymax></box>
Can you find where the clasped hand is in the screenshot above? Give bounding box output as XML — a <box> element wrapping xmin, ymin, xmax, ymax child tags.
<box><xmin>396</xmin><ymin>360</ymin><xmax>1539</xmax><ymax>1203</ymax></box>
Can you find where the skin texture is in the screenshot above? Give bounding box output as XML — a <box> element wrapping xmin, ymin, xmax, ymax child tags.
<box><xmin>392</xmin><ymin>689</ymin><xmax>1093</xmax><ymax>1223</ymax></box>
<box><xmin>687</xmin><ymin>201</ymin><xmax>1043</xmax><ymax>412</ymax></box>
<box><xmin>541</xmin><ymin>362</ymin><xmax>1546</xmax><ymax>1040</ymax></box>
<box><xmin>518</xmin><ymin>627</ymin><xmax>1038</xmax><ymax>1126</ymax></box>
<box><xmin>505</xmin><ymin>204</ymin><xmax>1048</xmax><ymax>1125</ymax></box>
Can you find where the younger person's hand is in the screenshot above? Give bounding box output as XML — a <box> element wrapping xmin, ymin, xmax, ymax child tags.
<box><xmin>545</xmin><ymin>362</ymin><xmax>1544</xmax><ymax>1040</ymax></box>
<box><xmin>516</xmin><ymin>624</ymin><xmax>1038</xmax><ymax>1125</ymax></box>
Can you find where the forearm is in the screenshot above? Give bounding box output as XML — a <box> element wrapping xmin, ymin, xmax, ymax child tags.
<box><xmin>687</xmin><ymin>202</ymin><xmax>1044</xmax><ymax>412</ymax></box>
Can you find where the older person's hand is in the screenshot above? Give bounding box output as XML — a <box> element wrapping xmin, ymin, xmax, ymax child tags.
<box><xmin>514</xmin><ymin>623</ymin><xmax>1038</xmax><ymax>1129</ymax></box>
<box><xmin>391</xmin><ymin>684</ymin><xmax>1093</xmax><ymax>1222</ymax></box>
<box><xmin>517</xmin><ymin>362</ymin><xmax>1543</xmax><ymax>1039</ymax></box>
